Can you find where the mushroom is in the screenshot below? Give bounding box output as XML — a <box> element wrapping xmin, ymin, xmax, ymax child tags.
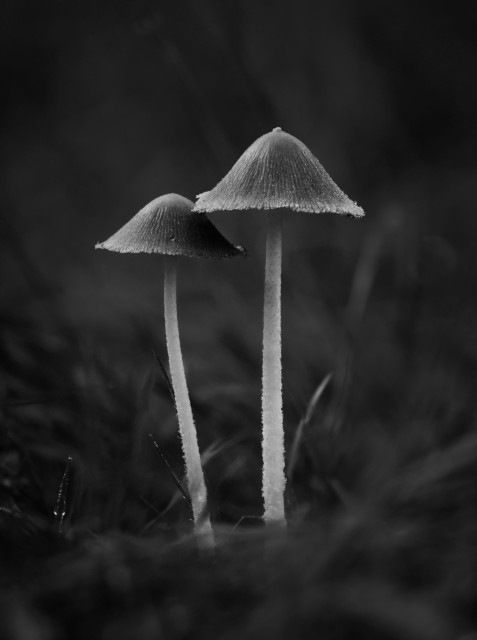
<box><xmin>194</xmin><ymin>128</ymin><xmax>364</xmax><ymax>525</ymax></box>
<box><xmin>96</xmin><ymin>193</ymin><xmax>245</xmax><ymax>545</ymax></box>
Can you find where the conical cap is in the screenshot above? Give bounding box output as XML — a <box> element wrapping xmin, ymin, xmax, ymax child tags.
<box><xmin>194</xmin><ymin>128</ymin><xmax>364</xmax><ymax>218</ymax></box>
<box><xmin>95</xmin><ymin>193</ymin><xmax>245</xmax><ymax>259</ymax></box>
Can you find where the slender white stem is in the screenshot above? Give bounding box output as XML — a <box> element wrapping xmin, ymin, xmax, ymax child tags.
<box><xmin>262</xmin><ymin>210</ymin><xmax>286</xmax><ymax>524</ymax></box>
<box><xmin>164</xmin><ymin>256</ymin><xmax>214</xmax><ymax>546</ymax></box>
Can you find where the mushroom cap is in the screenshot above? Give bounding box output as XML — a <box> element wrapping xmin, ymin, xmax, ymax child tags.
<box><xmin>194</xmin><ymin>128</ymin><xmax>364</xmax><ymax>218</ymax></box>
<box><xmin>95</xmin><ymin>193</ymin><xmax>245</xmax><ymax>259</ymax></box>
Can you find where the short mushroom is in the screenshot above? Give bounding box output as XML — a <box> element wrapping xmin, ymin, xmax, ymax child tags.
<box><xmin>194</xmin><ymin>128</ymin><xmax>364</xmax><ymax>525</ymax></box>
<box><xmin>96</xmin><ymin>193</ymin><xmax>244</xmax><ymax>545</ymax></box>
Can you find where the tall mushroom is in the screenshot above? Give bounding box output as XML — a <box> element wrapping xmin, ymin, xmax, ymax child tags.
<box><xmin>96</xmin><ymin>193</ymin><xmax>244</xmax><ymax>545</ymax></box>
<box><xmin>194</xmin><ymin>128</ymin><xmax>364</xmax><ymax>525</ymax></box>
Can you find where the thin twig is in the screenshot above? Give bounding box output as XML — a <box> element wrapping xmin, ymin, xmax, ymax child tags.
<box><xmin>287</xmin><ymin>373</ymin><xmax>332</xmax><ymax>480</ymax></box>
<box><xmin>148</xmin><ymin>434</ymin><xmax>191</xmax><ymax>505</ymax></box>
<box><xmin>54</xmin><ymin>456</ymin><xmax>72</xmax><ymax>535</ymax></box>
<box><xmin>152</xmin><ymin>350</ymin><xmax>176</xmax><ymax>405</ymax></box>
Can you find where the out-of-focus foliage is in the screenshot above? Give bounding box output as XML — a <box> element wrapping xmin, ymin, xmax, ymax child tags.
<box><xmin>1</xmin><ymin>1</ymin><xmax>477</xmax><ymax>638</ymax></box>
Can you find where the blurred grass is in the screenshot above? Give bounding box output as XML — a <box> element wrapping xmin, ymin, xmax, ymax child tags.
<box><xmin>2</xmin><ymin>203</ymin><xmax>477</xmax><ymax>637</ymax></box>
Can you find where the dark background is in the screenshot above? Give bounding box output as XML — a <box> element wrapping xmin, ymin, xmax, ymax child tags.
<box><xmin>2</xmin><ymin>0</ymin><xmax>477</xmax><ymax>323</ymax></box>
<box><xmin>1</xmin><ymin>1</ymin><xmax>477</xmax><ymax>639</ymax></box>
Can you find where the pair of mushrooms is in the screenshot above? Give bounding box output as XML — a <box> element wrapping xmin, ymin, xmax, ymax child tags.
<box><xmin>96</xmin><ymin>127</ymin><xmax>364</xmax><ymax>545</ymax></box>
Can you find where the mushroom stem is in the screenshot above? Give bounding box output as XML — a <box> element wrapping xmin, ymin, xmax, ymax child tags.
<box><xmin>262</xmin><ymin>210</ymin><xmax>286</xmax><ymax>524</ymax></box>
<box><xmin>163</xmin><ymin>256</ymin><xmax>214</xmax><ymax>546</ymax></box>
